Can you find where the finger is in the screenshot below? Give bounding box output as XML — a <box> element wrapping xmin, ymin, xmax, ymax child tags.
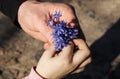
<box><xmin>68</xmin><ymin>22</ymin><xmax>76</xmax><ymax>28</ymax></box>
<box><xmin>61</xmin><ymin>16</ymin><xmax>76</xmax><ymax>26</ymax></box>
<box><xmin>73</xmin><ymin>39</ymin><xmax>89</xmax><ymax>50</ymax></box>
<box><xmin>60</xmin><ymin>6</ymin><xmax>76</xmax><ymax>24</ymax></box>
<box><xmin>44</xmin><ymin>42</ymin><xmax>51</xmax><ymax>50</ymax></box>
<box><xmin>72</xmin><ymin>67</ymin><xmax>85</xmax><ymax>74</ymax></box>
<box><xmin>42</xmin><ymin>44</ymin><xmax>56</xmax><ymax>58</ymax></box>
<box><xmin>73</xmin><ymin>50</ymin><xmax>90</xmax><ymax>67</ymax></box>
<box><xmin>60</xmin><ymin>42</ymin><xmax>74</xmax><ymax>59</ymax></box>
<box><xmin>67</xmin><ymin>19</ymin><xmax>79</xmax><ymax>28</ymax></box>
<box><xmin>72</xmin><ymin>57</ymin><xmax>91</xmax><ymax>74</ymax></box>
<box><xmin>79</xmin><ymin>57</ymin><xmax>91</xmax><ymax>68</ymax></box>
<box><xmin>73</xmin><ymin>39</ymin><xmax>90</xmax><ymax>65</ymax></box>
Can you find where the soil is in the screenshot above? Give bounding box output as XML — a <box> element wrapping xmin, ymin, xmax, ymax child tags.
<box><xmin>0</xmin><ymin>0</ymin><xmax>120</xmax><ymax>79</ymax></box>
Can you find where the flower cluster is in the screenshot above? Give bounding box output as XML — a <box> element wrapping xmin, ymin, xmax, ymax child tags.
<box><xmin>49</xmin><ymin>11</ymin><xmax>79</xmax><ymax>51</ymax></box>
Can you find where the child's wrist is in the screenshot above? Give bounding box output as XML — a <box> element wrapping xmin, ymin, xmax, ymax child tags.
<box><xmin>36</xmin><ymin>66</ymin><xmax>47</xmax><ymax>79</ymax></box>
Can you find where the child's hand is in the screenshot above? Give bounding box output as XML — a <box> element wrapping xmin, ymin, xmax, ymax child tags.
<box><xmin>36</xmin><ymin>39</ymin><xmax>91</xmax><ymax>79</ymax></box>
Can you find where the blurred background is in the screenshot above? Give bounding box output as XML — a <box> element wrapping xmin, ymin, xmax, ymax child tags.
<box><xmin>0</xmin><ymin>0</ymin><xmax>120</xmax><ymax>79</ymax></box>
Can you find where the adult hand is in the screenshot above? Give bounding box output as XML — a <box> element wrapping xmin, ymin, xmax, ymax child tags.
<box><xmin>18</xmin><ymin>0</ymin><xmax>85</xmax><ymax>49</ymax></box>
<box><xmin>36</xmin><ymin>39</ymin><xmax>91</xmax><ymax>79</ymax></box>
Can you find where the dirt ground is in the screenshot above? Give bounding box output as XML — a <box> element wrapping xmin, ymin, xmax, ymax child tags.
<box><xmin>0</xmin><ymin>0</ymin><xmax>120</xmax><ymax>79</ymax></box>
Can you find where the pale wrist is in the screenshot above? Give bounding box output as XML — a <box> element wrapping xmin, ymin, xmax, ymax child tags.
<box><xmin>36</xmin><ymin>65</ymin><xmax>63</xmax><ymax>79</ymax></box>
<box><xmin>36</xmin><ymin>65</ymin><xmax>48</xmax><ymax>79</ymax></box>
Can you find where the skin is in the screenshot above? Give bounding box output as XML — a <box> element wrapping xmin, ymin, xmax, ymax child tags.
<box><xmin>36</xmin><ymin>39</ymin><xmax>91</xmax><ymax>79</ymax></box>
<box><xmin>18</xmin><ymin>0</ymin><xmax>91</xmax><ymax>78</ymax></box>
<box><xmin>18</xmin><ymin>0</ymin><xmax>81</xmax><ymax>49</ymax></box>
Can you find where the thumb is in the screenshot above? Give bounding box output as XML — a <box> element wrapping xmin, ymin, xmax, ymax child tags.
<box><xmin>42</xmin><ymin>44</ymin><xmax>56</xmax><ymax>58</ymax></box>
<box><xmin>44</xmin><ymin>42</ymin><xmax>51</xmax><ymax>50</ymax></box>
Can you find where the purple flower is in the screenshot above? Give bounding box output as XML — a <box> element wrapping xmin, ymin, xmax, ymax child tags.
<box><xmin>51</xmin><ymin>11</ymin><xmax>62</xmax><ymax>19</ymax></box>
<box><xmin>49</xmin><ymin>11</ymin><xmax>79</xmax><ymax>51</ymax></box>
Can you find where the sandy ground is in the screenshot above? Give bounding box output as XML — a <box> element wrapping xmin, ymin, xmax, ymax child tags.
<box><xmin>0</xmin><ymin>0</ymin><xmax>120</xmax><ymax>79</ymax></box>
